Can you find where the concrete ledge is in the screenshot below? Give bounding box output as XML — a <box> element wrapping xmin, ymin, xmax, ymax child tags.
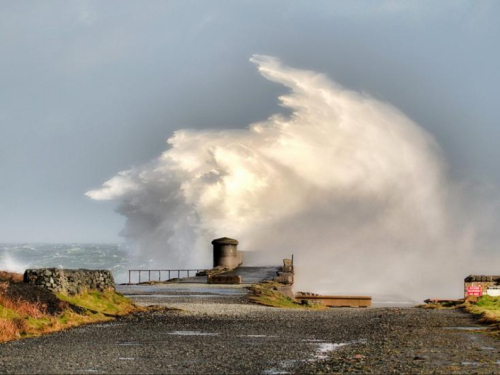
<box><xmin>296</xmin><ymin>295</ymin><xmax>372</xmax><ymax>308</ymax></box>
<box><xmin>207</xmin><ymin>275</ymin><xmax>242</xmax><ymax>284</ymax></box>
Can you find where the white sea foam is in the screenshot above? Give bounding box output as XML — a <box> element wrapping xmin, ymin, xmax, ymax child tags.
<box><xmin>0</xmin><ymin>243</ymin><xmax>130</xmax><ymax>282</ymax></box>
<box><xmin>86</xmin><ymin>55</ymin><xmax>500</xmax><ymax>300</ymax></box>
<box><xmin>0</xmin><ymin>251</ymin><xmax>28</xmax><ymax>273</ymax></box>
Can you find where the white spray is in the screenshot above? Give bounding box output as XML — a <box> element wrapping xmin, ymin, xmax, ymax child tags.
<box><xmin>87</xmin><ymin>55</ymin><xmax>492</xmax><ymax>301</ymax></box>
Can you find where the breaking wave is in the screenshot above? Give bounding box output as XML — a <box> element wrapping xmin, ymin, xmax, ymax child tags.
<box><xmin>87</xmin><ymin>55</ymin><xmax>494</xmax><ymax>300</ymax></box>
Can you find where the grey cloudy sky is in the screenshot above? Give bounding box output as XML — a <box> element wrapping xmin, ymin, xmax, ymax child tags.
<box><xmin>1</xmin><ymin>1</ymin><xmax>499</xmax><ymax>243</ymax></box>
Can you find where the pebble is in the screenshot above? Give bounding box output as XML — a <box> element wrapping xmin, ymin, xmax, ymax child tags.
<box><xmin>1</xmin><ymin>287</ymin><xmax>500</xmax><ymax>374</ymax></box>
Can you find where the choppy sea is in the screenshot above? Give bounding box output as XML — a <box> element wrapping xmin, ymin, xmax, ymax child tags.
<box><xmin>0</xmin><ymin>243</ymin><xmax>139</xmax><ymax>283</ymax></box>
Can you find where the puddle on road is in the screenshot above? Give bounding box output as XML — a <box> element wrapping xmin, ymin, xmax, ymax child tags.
<box><xmin>263</xmin><ymin>339</ymin><xmax>366</xmax><ymax>374</ymax></box>
<box><xmin>117</xmin><ymin>342</ymin><xmax>142</xmax><ymax>346</ymax></box>
<box><xmin>314</xmin><ymin>342</ymin><xmax>350</xmax><ymax>360</ymax></box>
<box><xmin>443</xmin><ymin>327</ymin><xmax>494</xmax><ymax>331</ymax></box>
<box><xmin>311</xmin><ymin>339</ymin><xmax>367</xmax><ymax>361</ymax></box>
<box><xmin>461</xmin><ymin>361</ymin><xmax>480</xmax><ymax>366</ymax></box>
<box><xmin>262</xmin><ymin>368</ymin><xmax>290</xmax><ymax>374</ymax></box>
<box><xmin>239</xmin><ymin>334</ymin><xmax>278</xmax><ymax>338</ymax></box>
<box><xmin>93</xmin><ymin>323</ymin><xmax>123</xmax><ymax>328</ymax></box>
<box><xmin>118</xmin><ymin>357</ymin><xmax>135</xmax><ymax>361</ymax></box>
<box><xmin>168</xmin><ymin>331</ymin><xmax>219</xmax><ymax>336</ymax></box>
<box><xmin>262</xmin><ymin>360</ymin><xmax>297</xmax><ymax>374</ymax></box>
<box><xmin>119</xmin><ymin>285</ymin><xmax>247</xmax><ymax>297</ymax></box>
<box><xmin>182</xmin><ymin>288</ymin><xmax>247</xmax><ymax>295</ymax></box>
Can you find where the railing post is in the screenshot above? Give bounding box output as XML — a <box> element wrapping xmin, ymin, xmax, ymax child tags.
<box><xmin>128</xmin><ymin>268</ymin><xmax>207</xmax><ymax>283</ymax></box>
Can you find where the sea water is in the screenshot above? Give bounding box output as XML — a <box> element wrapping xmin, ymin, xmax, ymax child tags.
<box><xmin>0</xmin><ymin>243</ymin><xmax>137</xmax><ymax>283</ymax></box>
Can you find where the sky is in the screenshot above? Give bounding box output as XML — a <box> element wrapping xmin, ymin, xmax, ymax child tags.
<box><xmin>0</xmin><ymin>0</ymin><xmax>499</xmax><ymax>243</ymax></box>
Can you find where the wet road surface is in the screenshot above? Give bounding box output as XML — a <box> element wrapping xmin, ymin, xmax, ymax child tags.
<box><xmin>1</xmin><ymin>283</ymin><xmax>500</xmax><ymax>373</ymax></box>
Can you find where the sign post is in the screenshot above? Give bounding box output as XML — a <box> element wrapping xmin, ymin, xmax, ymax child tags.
<box><xmin>467</xmin><ymin>286</ymin><xmax>483</xmax><ymax>296</ymax></box>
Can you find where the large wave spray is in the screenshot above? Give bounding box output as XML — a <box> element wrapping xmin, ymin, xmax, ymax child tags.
<box><xmin>87</xmin><ymin>55</ymin><xmax>485</xmax><ymax>300</ymax></box>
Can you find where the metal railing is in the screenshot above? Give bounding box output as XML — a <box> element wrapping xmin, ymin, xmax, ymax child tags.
<box><xmin>128</xmin><ymin>269</ymin><xmax>203</xmax><ymax>284</ymax></box>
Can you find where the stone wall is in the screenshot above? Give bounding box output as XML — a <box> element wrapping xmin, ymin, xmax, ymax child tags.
<box><xmin>24</xmin><ymin>268</ymin><xmax>115</xmax><ymax>295</ymax></box>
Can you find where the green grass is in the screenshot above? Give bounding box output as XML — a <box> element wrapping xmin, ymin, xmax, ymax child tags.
<box><xmin>0</xmin><ymin>304</ymin><xmax>20</xmax><ymax>319</ymax></box>
<box><xmin>464</xmin><ymin>295</ymin><xmax>500</xmax><ymax>324</ymax></box>
<box><xmin>0</xmin><ymin>288</ymin><xmax>139</xmax><ymax>342</ymax></box>
<box><xmin>247</xmin><ymin>281</ymin><xmax>325</xmax><ymax>310</ymax></box>
<box><xmin>25</xmin><ymin>316</ymin><xmax>52</xmax><ymax>330</ymax></box>
<box><xmin>420</xmin><ymin>300</ymin><xmax>464</xmax><ymax>310</ymax></box>
<box><xmin>57</xmin><ymin>291</ymin><xmax>136</xmax><ymax>316</ymax></box>
<box><xmin>475</xmin><ymin>295</ymin><xmax>500</xmax><ymax>309</ymax></box>
<box><xmin>422</xmin><ymin>296</ymin><xmax>500</xmax><ymax>326</ymax></box>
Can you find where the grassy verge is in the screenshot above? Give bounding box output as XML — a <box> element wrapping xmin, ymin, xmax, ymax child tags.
<box><xmin>462</xmin><ymin>296</ymin><xmax>500</xmax><ymax>325</ymax></box>
<box><xmin>421</xmin><ymin>295</ymin><xmax>500</xmax><ymax>326</ymax></box>
<box><xmin>57</xmin><ymin>290</ymin><xmax>137</xmax><ymax>316</ymax></box>
<box><xmin>0</xmin><ymin>272</ymin><xmax>140</xmax><ymax>343</ymax></box>
<box><xmin>247</xmin><ymin>281</ymin><xmax>325</xmax><ymax>310</ymax></box>
<box><xmin>420</xmin><ymin>300</ymin><xmax>465</xmax><ymax>310</ymax></box>
<box><xmin>0</xmin><ymin>271</ymin><xmax>23</xmax><ymax>283</ymax></box>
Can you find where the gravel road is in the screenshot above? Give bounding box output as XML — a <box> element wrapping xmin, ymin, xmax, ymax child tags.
<box><xmin>1</xmin><ymin>284</ymin><xmax>500</xmax><ymax>374</ymax></box>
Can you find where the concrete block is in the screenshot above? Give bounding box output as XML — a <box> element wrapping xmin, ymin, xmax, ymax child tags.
<box><xmin>274</xmin><ymin>272</ymin><xmax>294</xmax><ymax>285</ymax></box>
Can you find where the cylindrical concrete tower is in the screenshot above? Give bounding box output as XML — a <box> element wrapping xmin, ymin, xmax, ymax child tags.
<box><xmin>212</xmin><ymin>237</ymin><xmax>241</xmax><ymax>268</ymax></box>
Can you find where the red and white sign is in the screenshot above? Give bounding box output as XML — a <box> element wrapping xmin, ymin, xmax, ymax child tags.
<box><xmin>467</xmin><ymin>286</ymin><xmax>483</xmax><ymax>296</ymax></box>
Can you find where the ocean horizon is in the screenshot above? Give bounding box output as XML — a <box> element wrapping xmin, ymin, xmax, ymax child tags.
<box><xmin>0</xmin><ymin>243</ymin><xmax>139</xmax><ymax>284</ymax></box>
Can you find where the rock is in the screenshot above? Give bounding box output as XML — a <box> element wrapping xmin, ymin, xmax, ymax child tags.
<box><xmin>274</xmin><ymin>272</ymin><xmax>294</xmax><ymax>285</ymax></box>
<box><xmin>301</xmin><ymin>299</ymin><xmax>323</xmax><ymax>307</ymax></box>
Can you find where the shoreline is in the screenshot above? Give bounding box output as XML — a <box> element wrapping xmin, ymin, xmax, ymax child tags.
<box><xmin>2</xmin><ymin>288</ymin><xmax>500</xmax><ymax>374</ymax></box>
